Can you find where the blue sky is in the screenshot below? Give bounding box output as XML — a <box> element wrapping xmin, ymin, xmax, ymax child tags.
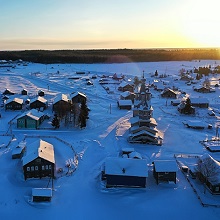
<box><xmin>0</xmin><ymin>0</ymin><xmax>220</xmax><ymax>50</ymax></box>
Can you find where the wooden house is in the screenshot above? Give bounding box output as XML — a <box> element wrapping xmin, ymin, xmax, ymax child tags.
<box><xmin>38</xmin><ymin>90</ymin><xmax>45</xmax><ymax>97</ymax></box>
<box><xmin>118</xmin><ymin>82</ymin><xmax>134</xmax><ymax>92</ymax></box>
<box><xmin>5</xmin><ymin>97</ymin><xmax>23</xmax><ymax>110</ymax></box>
<box><xmin>153</xmin><ymin>160</ymin><xmax>178</xmax><ymax>184</ymax></box>
<box><xmin>117</xmin><ymin>100</ymin><xmax>132</xmax><ymax>110</ymax></box>
<box><xmin>21</xmin><ymin>89</ymin><xmax>28</xmax><ymax>95</ymax></box>
<box><xmin>197</xmin><ymin>154</ymin><xmax>220</xmax><ymax>194</ymax></box>
<box><xmin>71</xmin><ymin>92</ymin><xmax>87</xmax><ymax>104</ymax></box>
<box><xmin>53</xmin><ymin>94</ymin><xmax>71</xmax><ymax>113</ymax></box>
<box><xmin>17</xmin><ymin>109</ymin><xmax>45</xmax><ymax>129</ymax></box>
<box><xmin>3</xmin><ymin>89</ymin><xmax>15</xmax><ymax>95</ymax></box>
<box><xmin>103</xmin><ymin>157</ymin><xmax>148</xmax><ymax>188</ymax></box>
<box><xmin>120</xmin><ymin>91</ymin><xmax>135</xmax><ymax>102</ymax></box>
<box><xmin>32</xmin><ymin>188</ymin><xmax>52</xmax><ymax>202</ymax></box>
<box><xmin>161</xmin><ymin>88</ymin><xmax>178</xmax><ymax>98</ymax></box>
<box><xmin>190</xmin><ymin>98</ymin><xmax>209</xmax><ymax>108</ymax></box>
<box><xmin>194</xmin><ymin>86</ymin><xmax>210</xmax><ymax>93</ymax></box>
<box><xmin>22</xmin><ymin>139</ymin><xmax>55</xmax><ymax>180</ymax></box>
<box><xmin>30</xmin><ymin>96</ymin><xmax>48</xmax><ymax>110</ymax></box>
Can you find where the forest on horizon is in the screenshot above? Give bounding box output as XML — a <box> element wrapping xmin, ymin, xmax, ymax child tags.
<box><xmin>0</xmin><ymin>48</ymin><xmax>220</xmax><ymax>64</ymax></box>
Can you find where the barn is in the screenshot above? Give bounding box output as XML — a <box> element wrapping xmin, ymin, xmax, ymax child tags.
<box><xmin>22</xmin><ymin>139</ymin><xmax>55</xmax><ymax>180</ymax></box>
<box><xmin>5</xmin><ymin>97</ymin><xmax>23</xmax><ymax>110</ymax></box>
<box><xmin>153</xmin><ymin>160</ymin><xmax>178</xmax><ymax>184</ymax></box>
<box><xmin>103</xmin><ymin>157</ymin><xmax>148</xmax><ymax>188</ymax></box>
<box><xmin>17</xmin><ymin>109</ymin><xmax>45</xmax><ymax>129</ymax></box>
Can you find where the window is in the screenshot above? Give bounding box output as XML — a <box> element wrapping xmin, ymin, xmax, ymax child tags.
<box><xmin>45</xmin><ymin>165</ymin><xmax>48</xmax><ymax>170</ymax></box>
<box><xmin>49</xmin><ymin>165</ymin><xmax>52</xmax><ymax>170</ymax></box>
<box><xmin>42</xmin><ymin>165</ymin><xmax>45</xmax><ymax>170</ymax></box>
<box><xmin>215</xmin><ymin>187</ymin><xmax>220</xmax><ymax>192</ymax></box>
<box><xmin>27</xmin><ymin>167</ymin><xmax>30</xmax><ymax>171</ymax></box>
<box><xmin>31</xmin><ymin>166</ymin><xmax>34</xmax><ymax>171</ymax></box>
<box><xmin>35</xmin><ymin>166</ymin><xmax>38</xmax><ymax>171</ymax></box>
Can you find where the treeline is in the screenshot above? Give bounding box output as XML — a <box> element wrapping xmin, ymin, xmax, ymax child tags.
<box><xmin>0</xmin><ymin>48</ymin><xmax>220</xmax><ymax>64</ymax></box>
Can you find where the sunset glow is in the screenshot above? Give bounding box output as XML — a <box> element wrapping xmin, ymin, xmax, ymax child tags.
<box><xmin>0</xmin><ymin>0</ymin><xmax>219</xmax><ymax>50</ymax></box>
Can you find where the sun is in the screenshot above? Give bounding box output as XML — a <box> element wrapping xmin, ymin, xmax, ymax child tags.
<box><xmin>180</xmin><ymin>1</ymin><xmax>220</xmax><ymax>48</ymax></box>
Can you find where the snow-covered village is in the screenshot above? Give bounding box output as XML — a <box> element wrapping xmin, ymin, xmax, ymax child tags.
<box><xmin>1</xmin><ymin>59</ymin><xmax>220</xmax><ymax>219</ymax></box>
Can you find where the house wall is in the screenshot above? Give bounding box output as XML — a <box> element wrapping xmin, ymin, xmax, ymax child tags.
<box><xmin>5</xmin><ymin>101</ymin><xmax>22</xmax><ymax>110</ymax></box>
<box><xmin>23</xmin><ymin>157</ymin><xmax>55</xmax><ymax>180</ymax></box>
<box><xmin>17</xmin><ymin>117</ymin><xmax>41</xmax><ymax>129</ymax></box>
<box><xmin>153</xmin><ymin>169</ymin><xmax>176</xmax><ymax>184</ymax></box>
<box><xmin>106</xmin><ymin>174</ymin><xmax>146</xmax><ymax>188</ymax></box>
<box><xmin>30</xmin><ymin>101</ymin><xmax>46</xmax><ymax>110</ymax></box>
<box><xmin>72</xmin><ymin>95</ymin><xmax>86</xmax><ymax>104</ymax></box>
<box><xmin>33</xmin><ymin>195</ymin><xmax>51</xmax><ymax>202</ymax></box>
<box><xmin>53</xmin><ymin>101</ymin><xmax>71</xmax><ymax>113</ymax></box>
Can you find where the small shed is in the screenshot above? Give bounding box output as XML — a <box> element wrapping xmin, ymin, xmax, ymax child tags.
<box><xmin>5</xmin><ymin>97</ymin><xmax>23</xmax><ymax>110</ymax></box>
<box><xmin>153</xmin><ymin>160</ymin><xmax>178</xmax><ymax>184</ymax></box>
<box><xmin>12</xmin><ymin>145</ymin><xmax>26</xmax><ymax>159</ymax></box>
<box><xmin>32</xmin><ymin>188</ymin><xmax>52</xmax><ymax>202</ymax></box>
<box><xmin>117</xmin><ymin>100</ymin><xmax>132</xmax><ymax>110</ymax></box>
<box><xmin>38</xmin><ymin>90</ymin><xmax>45</xmax><ymax>97</ymax></box>
<box><xmin>103</xmin><ymin>157</ymin><xmax>148</xmax><ymax>188</ymax></box>
<box><xmin>21</xmin><ymin>89</ymin><xmax>28</xmax><ymax>95</ymax></box>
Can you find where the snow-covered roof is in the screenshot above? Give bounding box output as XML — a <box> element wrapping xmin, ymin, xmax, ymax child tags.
<box><xmin>105</xmin><ymin>157</ymin><xmax>148</xmax><ymax>177</ymax></box>
<box><xmin>185</xmin><ymin>120</ymin><xmax>206</xmax><ymax>127</ymax></box>
<box><xmin>22</xmin><ymin>139</ymin><xmax>55</xmax><ymax>166</ymax></box>
<box><xmin>154</xmin><ymin>160</ymin><xmax>178</xmax><ymax>172</ymax></box>
<box><xmin>17</xmin><ymin>109</ymin><xmax>44</xmax><ymax>121</ymax></box>
<box><xmin>32</xmin><ymin>188</ymin><xmax>52</xmax><ymax>197</ymax></box>
<box><xmin>30</xmin><ymin>96</ymin><xmax>47</xmax><ymax>104</ymax></box>
<box><xmin>129</xmin><ymin>151</ymin><xmax>142</xmax><ymax>159</ymax></box>
<box><xmin>190</xmin><ymin>97</ymin><xmax>209</xmax><ymax>104</ymax></box>
<box><xmin>6</xmin><ymin>97</ymin><xmax>23</xmax><ymax>105</ymax></box>
<box><xmin>130</xmin><ymin>117</ymin><xmax>157</xmax><ymax>126</ymax></box>
<box><xmin>53</xmin><ymin>93</ymin><xmax>70</xmax><ymax>104</ymax></box>
<box><xmin>120</xmin><ymin>91</ymin><xmax>132</xmax><ymax>98</ymax></box>
<box><xmin>71</xmin><ymin>91</ymin><xmax>86</xmax><ymax>98</ymax></box>
<box><xmin>129</xmin><ymin>129</ymin><xmax>158</xmax><ymax>138</ymax></box>
<box><xmin>119</xmin><ymin>81</ymin><xmax>133</xmax><ymax>88</ymax></box>
<box><xmin>12</xmin><ymin>145</ymin><xmax>25</xmax><ymax>155</ymax></box>
<box><xmin>118</xmin><ymin>100</ymin><xmax>132</xmax><ymax>106</ymax></box>
<box><xmin>199</xmin><ymin>154</ymin><xmax>220</xmax><ymax>185</ymax></box>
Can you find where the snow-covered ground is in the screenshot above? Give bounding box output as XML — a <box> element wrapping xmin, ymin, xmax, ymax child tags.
<box><xmin>1</xmin><ymin>60</ymin><xmax>220</xmax><ymax>219</ymax></box>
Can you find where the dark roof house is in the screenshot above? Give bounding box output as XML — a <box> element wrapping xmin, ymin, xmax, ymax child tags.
<box><xmin>22</xmin><ymin>139</ymin><xmax>55</xmax><ymax>180</ymax></box>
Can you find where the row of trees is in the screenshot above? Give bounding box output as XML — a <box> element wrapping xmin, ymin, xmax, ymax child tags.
<box><xmin>52</xmin><ymin>100</ymin><xmax>89</xmax><ymax>129</ymax></box>
<box><xmin>1</xmin><ymin>49</ymin><xmax>220</xmax><ymax>64</ymax></box>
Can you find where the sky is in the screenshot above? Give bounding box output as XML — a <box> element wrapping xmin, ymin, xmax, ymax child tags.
<box><xmin>1</xmin><ymin>0</ymin><xmax>220</xmax><ymax>50</ymax></box>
